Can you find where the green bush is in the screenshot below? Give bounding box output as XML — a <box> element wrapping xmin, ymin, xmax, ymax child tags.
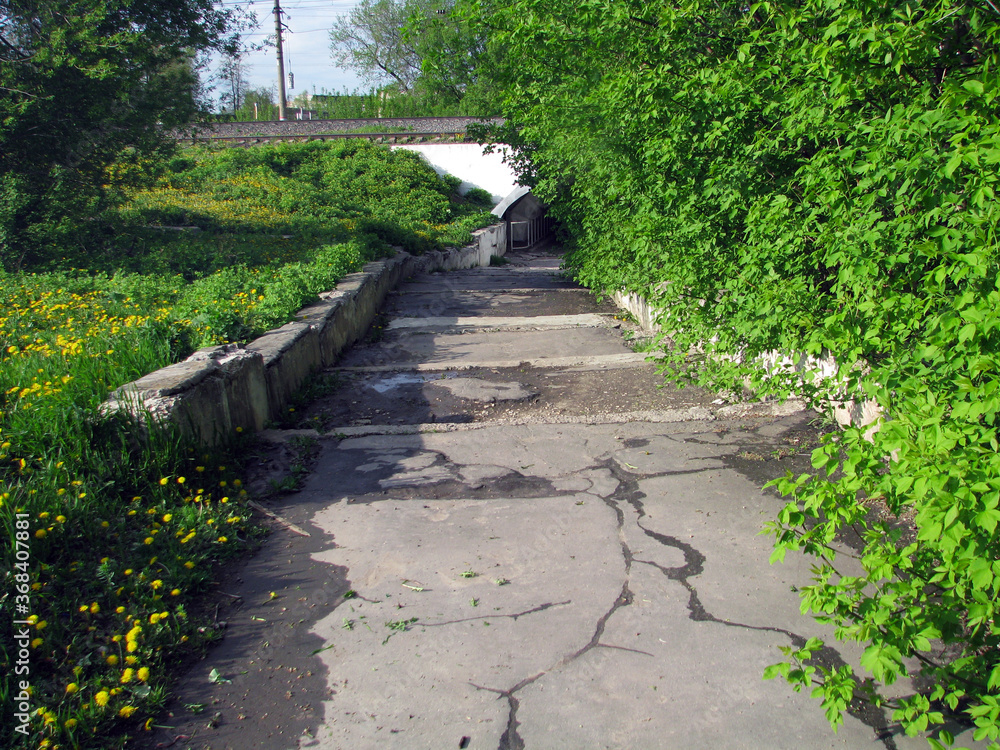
<box><xmin>474</xmin><ymin>0</ymin><xmax>1000</xmax><ymax>744</ymax></box>
<box><xmin>463</xmin><ymin>187</ymin><xmax>495</xmax><ymax>208</ymax></box>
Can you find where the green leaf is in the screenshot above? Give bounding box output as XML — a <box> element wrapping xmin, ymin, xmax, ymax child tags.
<box><xmin>959</xmin><ymin>322</ymin><xmax>977</xmax><ymax>343</ymax></box>
<box><xmin>944</xmin><ymin>151</ymin><xmax>963</xmax><ymax>178</ymax></box>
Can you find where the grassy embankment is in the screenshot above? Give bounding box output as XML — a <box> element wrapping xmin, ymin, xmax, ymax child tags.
<box><xmin>0</xmin><ymin>140</ymin><xmax>493</xmax><ymax>749</ymax></box>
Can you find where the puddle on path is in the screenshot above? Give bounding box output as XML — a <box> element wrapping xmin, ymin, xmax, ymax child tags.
<box><xmin>368</xmin><ymin>371</ymin><xmax>459</xmax><ymax>393</ymax></box>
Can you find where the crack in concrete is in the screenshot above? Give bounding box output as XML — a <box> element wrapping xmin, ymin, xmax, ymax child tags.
<box><xmin>474</xmin><ymin>485</ymin><xmax>640</xmax><ymax>750</ymax></box>
<box><xmin>477</xmin><ymin>451</ymin><xmax>901</xmax><ymax>748</ymax></box>
<box><xmin>608</xmin><ymin>462</ymin><xmax>900</xmax><ymax>750</ymax></box>
<box><xmin>421</xmin><ymin>600</ymin><xmax>571</xmax><ymax>628</ymax></box>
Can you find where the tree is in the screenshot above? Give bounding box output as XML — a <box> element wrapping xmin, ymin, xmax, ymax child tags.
<box><xmin>235</xmin><ymin>86</ymin><xmax>277</xmax><ymax>120</ymax></box>
<box><xmin>0</xmin><ymin>0</ymin><xmax>248</xmax><ymax>268</ymax></box>
<box><xmin>215</xmin><ymin>50</ymin><xmax>249</xmax><ymax>113</ymax></box>
<box><xmin>329</xmin><ymin>0</ymin><xmax>423</xmax><ymax>93</ymax></box>
<box><xmin>328</xmin><ymin>0</ymin><xmax>497</xmax><ymax>114</ymax></box>
<box><xmin>405</xmin><ymin>0</ymin><xmax>497</xmax><ymax>113</ymax></box>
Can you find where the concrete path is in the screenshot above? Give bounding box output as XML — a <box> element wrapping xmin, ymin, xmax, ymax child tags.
<box><xmin>145</xmin><ymin>249</ymin><xmax>963</xmax><ymax>750</ymax></box>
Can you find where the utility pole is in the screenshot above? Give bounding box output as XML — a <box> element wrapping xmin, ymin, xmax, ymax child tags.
<box><xmin>274</xmin><ymin>0</ymin><xmax>287</xmax><ymax>121</ymax></box>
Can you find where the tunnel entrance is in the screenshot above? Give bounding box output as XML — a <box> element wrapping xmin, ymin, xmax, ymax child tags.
<box><xmin>492</xmin><ymin>186</ymin><xmax>556</xmax><ymax>251</ymax></box>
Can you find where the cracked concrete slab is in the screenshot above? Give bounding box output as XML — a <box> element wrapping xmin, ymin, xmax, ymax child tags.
<box><xmin>143</xmin><ymin>248</ymin><xmax>986</xmax><ymax>750</ymax></box>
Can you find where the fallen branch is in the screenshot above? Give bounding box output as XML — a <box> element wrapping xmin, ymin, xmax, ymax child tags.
<box><xmin>247</xmin><ymin>499</ymin><xmax>311</xmax><ymax>537</ymax></box>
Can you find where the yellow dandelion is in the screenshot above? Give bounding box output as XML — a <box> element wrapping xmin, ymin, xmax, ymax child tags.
<box><xmin>137</xmin><ymin>667</ymin><xmax>150</xmax><ymax>682</ymax></box>
<box><xmin>66</xmin><ymin>683</ymin><xmax>79</xmax><ymax>694</ymax></box>
<box><xmin>118</xmin><ymin>706</ymin><xmax>137</xmax><ymax>718</ymax></box>
<box><xmin>121</xmin><ymin>668</ymin><xmax>134</xmax><ymax>684</ymax></box>
<box><xmin>107</xmin><ymin>655</ymin><xmax>119</xmax><ymax>666</ymax></box>
<box><xmin>94</xmin><ymin>691</ymin><xmax>110</xmax><ymax>707</ymax></box>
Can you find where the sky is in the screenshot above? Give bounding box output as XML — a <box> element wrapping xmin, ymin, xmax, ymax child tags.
<box><xmin>212</xmin><ymin>0</ymin><xmax>367</xmax><ymax>104</ymax></box>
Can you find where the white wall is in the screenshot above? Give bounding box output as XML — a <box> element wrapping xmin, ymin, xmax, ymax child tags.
<box><xmin>391</xmin><ymin>144</ymin><xmax>518</xmax><ymax>204</ymax></box>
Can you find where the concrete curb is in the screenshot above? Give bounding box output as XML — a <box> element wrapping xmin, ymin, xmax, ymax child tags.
<box><xmin>104</xmin><ymin>223</ymin><xmax>507</xmax><ymax>445</ymax></box>
<box><xmin>611</xmin><ymin>288</ymin><xmax>881</xmax><ymax>430</ymax></box>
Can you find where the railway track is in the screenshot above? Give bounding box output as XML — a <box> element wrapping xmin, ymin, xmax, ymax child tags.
<box><xmin>179</xmin><ymin>131</ymin><xmax>474</xmax><ymax>145</ymax></box>
<box><xmin>174</xmin><ymin>116</ymin><xmax>502</xmax><ymax>145</ymax></box>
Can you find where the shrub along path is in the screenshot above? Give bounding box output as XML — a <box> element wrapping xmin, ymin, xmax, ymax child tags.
<box><xmin>142</xmin><ymin>247</ymin><xmax>973</xmax><ymax>750</ymax></box>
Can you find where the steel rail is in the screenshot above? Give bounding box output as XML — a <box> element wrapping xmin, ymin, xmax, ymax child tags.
<box><xmin>177</xmin><ymin>132</ymin><xmax>477</xmax><ymax>145</ymax></box>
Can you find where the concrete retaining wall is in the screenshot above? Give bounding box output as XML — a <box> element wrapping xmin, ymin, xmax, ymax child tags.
<box><xmin>611</xmin><ymin>289</ymin><xmax>882</xmax><ymax>430</ymax></box>
<box><xmin>104</xmin><ymin>223</ymin><xmax>507</xmax><ymax>445</ymax></box>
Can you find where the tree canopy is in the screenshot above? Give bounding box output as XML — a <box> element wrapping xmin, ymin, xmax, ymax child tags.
<box><xmin>0</xmin><ymin>0</ymin><xmax>246</xmax><ymax>268</ymax></box>
<box><xmin>328</xmin><ymin>0</ymin><xmax>497</xmax><ymax>114</ymax></box>
<box><xmin>329</xmin><ymin>0</ymin><xmax>424</xmax><ymax>93</ymax></box>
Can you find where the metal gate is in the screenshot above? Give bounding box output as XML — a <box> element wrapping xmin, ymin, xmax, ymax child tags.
<box><xmin>509</xmin><ymin>215</ymin><xmax>556</xmax><ymax>250</ymax></box>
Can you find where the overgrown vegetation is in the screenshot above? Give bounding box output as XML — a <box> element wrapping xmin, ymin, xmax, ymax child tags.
<box><xmin>469</xmin><ymin>0</ymin><xmax>1000</xmax><ymax>745</ymax></box>
<box><xmin>0</xmin><ymin>140</ymin><xmax>491</xmax><ymax>749</ymax></box>
<box><xmin>0</xmin><ymin>0</ymin><xmax>249</xmax><ymax>270</ymax></box>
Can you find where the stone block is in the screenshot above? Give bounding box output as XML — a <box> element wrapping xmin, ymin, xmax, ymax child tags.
<box><xmin>106</xmin><ymin>344</ymin><xmax>267</xmax><ymax>445</ymax></box>
<box><xmin>247</xmin><ymin>322</ymin><xmax>322</xmax><ymax>422</ymax></box>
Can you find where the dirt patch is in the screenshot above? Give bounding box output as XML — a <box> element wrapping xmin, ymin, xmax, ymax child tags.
<box><xmin>297</xmin><ymin>364</ymin><xmax>717</xmax><ymax>431</ymax></box>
